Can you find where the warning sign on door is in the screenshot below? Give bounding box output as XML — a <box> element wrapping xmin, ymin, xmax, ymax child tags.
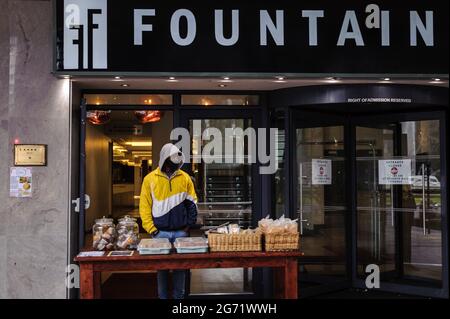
<box><xmin>378</xmin><ymin>159</ymin><xmax>412</xmax><ymax>185</ymax></box>
<box><xmin>312</xmin><ymin>159</ymin><xmax>332</xmax><ymax>185</ymax></box>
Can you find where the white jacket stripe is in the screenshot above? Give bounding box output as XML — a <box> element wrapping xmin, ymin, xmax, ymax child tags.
<box><xmin>151</xmin><ymin>192</ymin><xmax>188</xmax><ymax>218</ymax></box>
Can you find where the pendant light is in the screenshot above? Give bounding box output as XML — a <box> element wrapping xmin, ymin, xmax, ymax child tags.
<box><xmin>87</xmin><ymin>110</ymin><xmax>111</xmax><ymax>125</ymax></box>
<box><xmin>134</xmin><ymin>110</ymin><xmax>163</xmax><ymax>123</ymax></box>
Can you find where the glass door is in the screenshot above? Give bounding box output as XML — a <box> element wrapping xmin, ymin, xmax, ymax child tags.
<box><xmin>354</xmin><ymin>113</ymin><xmax>448</xmax><ymax>298</ymax></box>
<box><xmin>179</xmin><ymin>109</ymin><xmax>262</xmax><ymax>297</ymax></box>
<box><xmin>294</xmin><ymin>112</ymin><xmax>351</xmax><ymax>296</ymax></box>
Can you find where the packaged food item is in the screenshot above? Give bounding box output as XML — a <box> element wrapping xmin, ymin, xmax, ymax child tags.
<box><xmin>258</xmin><ymin>215</ymin><xmax>298</xmax><ymax>234</ymax></box>
<box><xmin>174</xmin><ymin>237</ymin><xmax>208</xmax><ymax>253</ymax></box>
<box><xmin>116</xmin><ymin>215</ymin><xmax>139</xmax><ymax>249</ymax></box>
<box><xmin>138</xmin><ymin>238</ymin><xmax>172</xmax><ymax>255</ymax></box>
<box><xmin>92</xmin><ymin>216</ymin><xmax>117</xmax><ymax>251</ymax></box>
<box><xmin>216</xmin><ymin>226</ymin><xmax>229</xmax><ymax>234</ymax></box>
<box><xmin>228</xmin><ymin>224</ymin><xmax>241</xmax><ymax>234</ymax></box>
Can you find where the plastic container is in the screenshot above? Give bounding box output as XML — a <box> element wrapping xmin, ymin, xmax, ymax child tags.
<box><xmin>174</xmin><ymin>237</ymin><xmax>209</xmax><ymax>254</ymax></box>
<box><xmin>138</xmin><ymin>238</ymin><xmax>172</xmax><ymax>255</ymax></box>
<box><xmin>92</xmin><ymin>216</ymin><xmax>116</xmax><ymax>251</ymax></box>
<box><xmin>116</xmin><ymin>215</ymin><xmax>139</xmax><ymax>250</ymax></box>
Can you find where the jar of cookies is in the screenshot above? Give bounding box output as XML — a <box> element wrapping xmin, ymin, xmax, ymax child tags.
<box><xmin>92</xmin><ymin>216</ymin><xmax>116</xmax><ymax>251</ymax></box>
<box><xmin>116</xmin><ymin>215</ymin><xmax>139</xmax><ymax>249</ymax></box>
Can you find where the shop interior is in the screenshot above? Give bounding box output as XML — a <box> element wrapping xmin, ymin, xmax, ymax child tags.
<box><xmin>83</xmin><ymin>93</ymin><xmax>256</xmax><ymax>297</ymax></box>
<box><xmin>72</xmin><ymin>79</ymin><xmax>448</xmax><ymax>299</ymax></box>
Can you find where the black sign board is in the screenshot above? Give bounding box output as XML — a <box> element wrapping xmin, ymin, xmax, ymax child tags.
<box><xmin>55</xmin><ymin>0</ymin><xmax>449</xmax><ymax>75</ymax></box>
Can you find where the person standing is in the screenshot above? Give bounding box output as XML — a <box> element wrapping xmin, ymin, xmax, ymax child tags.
<box><xmin>139</xmin><ymin>143</ymin><xmax>198</xmax><ymax>299</ymax></box>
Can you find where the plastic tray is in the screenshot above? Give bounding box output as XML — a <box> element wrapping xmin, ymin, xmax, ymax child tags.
<box><xmin>174</xmin><ymin>237</ymin><xmax>208</xmax><ymax>254</ymax></box>
<box><xmin>138</xmin><ymin>248</ymin><xmax>171</xmax><ymax>255</ymax></box>
<box><xmin>175</xmin><ymin>247</ymin><xmax>208</xmax><ymax>254</ymax></box>
<box><xmin>138</xmin><ymin>238</ymin><xmax>172</xmax><ymax>255</ymax></box>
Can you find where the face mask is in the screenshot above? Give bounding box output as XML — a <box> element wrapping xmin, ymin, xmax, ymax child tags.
<box><xmin>163</xmin><ymin>159</ymin><xmax>179</xmax><ymax>176</ymax></box>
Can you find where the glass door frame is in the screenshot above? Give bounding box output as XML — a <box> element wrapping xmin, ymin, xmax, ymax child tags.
<box><xmin>179</xmin><ymin>108</ymin><xmax>264</xmax><ymax>298</ymax></box>
<box><xmin>290</xmin><ymin>110</ymin><xmax>353</xmax><ymax>297</ymax></box>
<box><xmin>350</xmin><ymin>110</ymin><xmax>449</xmax><ymax>298</ymax></box>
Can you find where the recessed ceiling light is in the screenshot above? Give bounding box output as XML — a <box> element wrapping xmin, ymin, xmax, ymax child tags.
<box><xmin>382</xmin><ymin>77</ymin><xmax>391</xmax><ymax>81</ymax></box>
<box><xmin>121</xmin><ymin>84</ymin><xmax>129</xmax><ymax>87</ymax></box>
<box><xmin>114</xmin><ymin>76</ymin><xmax>121</xmax><ymax>79</ymax></box>
<box><xmin>276</xmin><ymin>76</ymin><xmax>285</xmax><ymax>81</ymax></box>
<box><xmin>223</xmin><ymin>77</ymin><xmax>230</xmax><ymax>80</ymax></box>
<box><xmin>432</xmin><ymin>78</ymin><xmax>441</xmax><ymax>81</ymax></box>
<box><xmin>218</xmin><ymin>84</ymin><xmax>227</xmax><ymax>88</ymax></box>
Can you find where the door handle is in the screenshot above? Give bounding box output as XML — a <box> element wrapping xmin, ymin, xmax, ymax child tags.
<box><xmin>422</xmin><ymin>164</ymin><xmax>427</xmax><ymax>236</ymax></box>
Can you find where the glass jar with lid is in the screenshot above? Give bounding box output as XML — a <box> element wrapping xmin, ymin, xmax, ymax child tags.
<box><xmin>116</xmin><ymin>215</ymin><xmax>140</xmax><ymax>249</ymax></box>
<box><xmin>92</xmin><ymin>216</ymin><xmax>116</xmax><ymax>251</ymax></box>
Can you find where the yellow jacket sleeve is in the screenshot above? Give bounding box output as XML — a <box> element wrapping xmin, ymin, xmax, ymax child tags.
<box><xmin>139</xmin><ymin>176</ymin><xmax>157</xmax><ymax>234</ymax></box>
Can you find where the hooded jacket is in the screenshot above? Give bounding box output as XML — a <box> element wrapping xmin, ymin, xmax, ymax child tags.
<box><xmin>139</xmin><ymin>143</ymin><xmax>198</xmax><ymax>234</ymax></box>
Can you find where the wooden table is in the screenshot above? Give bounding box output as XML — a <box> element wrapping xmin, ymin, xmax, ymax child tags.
<box><xmin>74</xmin><ymin>250</ymin><xmax>302</xmax><ymax>299</ymax></box>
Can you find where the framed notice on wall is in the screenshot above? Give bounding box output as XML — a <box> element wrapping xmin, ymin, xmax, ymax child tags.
<box><xmin>14</xmin><ymin>144</ymin><xmax>47</xmax><ymax>166</ymax></box>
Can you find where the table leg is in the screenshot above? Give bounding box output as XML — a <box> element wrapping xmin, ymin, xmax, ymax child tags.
<box><xmin>79</xmin><ymin>263</ymin><xmax>95</xmax><ymax>299</ymax></box>
<box><xmin>284</xmin><ymin>258</ymin><xmax>298</xmax><ymax>299</ymax></box>
<box><xmin>272</xmin><ymin>267</ymin><xmax>285</xmax><ymax>299</ymax></box>
<box><xmin>93</xmin><ymin>271</ymin><xmax>102</xmax><ymax>299</ymax></box>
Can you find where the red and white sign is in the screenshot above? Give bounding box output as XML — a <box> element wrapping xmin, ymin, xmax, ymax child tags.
<box><xmin>378</xmin><ymin>159</ymin><xmax>412</xmax><ymax>185</ymax></box>
<box><xmin>312</xmin><ymin>159</ymin><xmax>332</xmax><ymax>185</ymax></box>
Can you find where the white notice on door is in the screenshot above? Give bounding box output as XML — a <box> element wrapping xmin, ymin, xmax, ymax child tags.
<box><xmin>312</xmin><ymin>159</ymin><xmax>332</xmax><ymax>185</ymax></box>
<box><xmin>378</xmin><ymin>159</ymin><xmax>412</xmax><ymax>185</ymax></box>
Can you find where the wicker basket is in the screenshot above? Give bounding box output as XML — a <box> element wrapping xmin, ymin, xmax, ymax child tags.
<box><xmin>208</xmin><ymin>232</ymin><xmax>262</xmax><ymax>252</ymax></box>
<box><xmin>264</xmin><ymin>232</ymin><xmax>300</xmax><ymax>251</ymax></box>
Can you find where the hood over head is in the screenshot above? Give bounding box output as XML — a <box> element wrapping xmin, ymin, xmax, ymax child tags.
<box><xmin>158</xmin><ymin>143</ymin><xmax>185</xmax><ymax>171</ymax></box>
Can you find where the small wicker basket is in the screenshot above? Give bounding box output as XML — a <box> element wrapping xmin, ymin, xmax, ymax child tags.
<box><xmin>208</xmin><ymin>232</ymin><xmax>262</xmax><ymax>252</ymax></box>
<box><xmin>264</xmin><ymin>232</ymin><xmax>300</xmax><ymax>251</ymax></box>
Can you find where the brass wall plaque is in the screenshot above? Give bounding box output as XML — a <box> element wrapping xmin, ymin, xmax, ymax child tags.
<box><xmin>14</xmin><ymin>144</ymin><xmax>47</xmax><ymax>166</ymax></box>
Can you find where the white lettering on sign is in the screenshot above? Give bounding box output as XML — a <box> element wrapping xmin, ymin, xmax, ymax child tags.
<box><xmin>337</xmin><ymin>10</ymin><xmax>365</xmax><ymax>46</ymax></box>
<box><xmin>410</xmin><ymin>11</ymin><xmax>434</xmax><ymax>46</ymax></box>
<box><xmin>63</xmin><ymin>0</ymin><xmax>107</xmax><ymax>69</ymax></box>
<box><xmin>134</xmin><ymin>9</ymin><xmax>156</xmax><ymax>46</ymax></box>
<box><xmin>301</xmin><ymin>10</ymin><xmax>324</xmax><ymax>46</ymax></box>
<box><xmin>170</xmin><ymin>9</ymin><xmax>197</xmax><ymax>46</ymax></box>
<box><xmin>312</xmin><ymin>159</ymin><xmax>332</xmax><ymax>185</ymax></box>
<box><xmin>215</xmin><ymin>10</ymin><xmax>240</xmax><ymax>46</ymax></box>
<box><xmin>347</xmin><ymin>97</ymin><xmax>412</xmax><ymax>103</ymax></box>
<box><xmin>260</xmin><ymin>10</ymin><xmax>284</xmax><ymax>46</ymax></box>
<box><xmin>378</xmin><ymin>159</ymin><xmax>412</xmax><ymax>185</ymax></box>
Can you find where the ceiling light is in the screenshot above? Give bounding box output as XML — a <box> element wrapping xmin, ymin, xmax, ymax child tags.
<box><xmin>169</xmin><ymin>77</ymin><xmax>176</xmax><ymax>80</ymax></box>
<box><xmin>114</xmin><ymin>76</ymin><xmax>121</xmax><ymax>79</ymax></box>
<box><xmin>218</xmin><ymin>84</ymin><xmax>227</xmax><ymax>88</ymax></box>
<box><xmin>63</xmin><ymin>75</ymin><xmax>70</xmax><ymax>79</ymax></box>
<box><xmin>121</xmin><ymin>84</ymin><xmax>129</xmax><ymax>87</ymax></box>
<box><xmin>276</xmin><ymin>76</ymin><xmax>285</xmax><ymax>81</ymax></box>
<box><xmin>223</xmin><ymin>77</ymin><xmax>230</xmax><ymax>80</ymax></box>
<box><xmin>382</xmin><ymin>77</ymin><xmax>391</xmax><ymax>81</ymax></box>
<box><xmin>125</xmin><ymin>141</ymin><xmax>152</xmax><ymax>147</ymax></box>
<box><xmin>432</xmin><ymin>78</ymin><xmax>441</xmax><ymax>81</ymax></box>
<box><xmin>324</xmin><ymin>77</ymin><xmax>341</xmax><ymax>83</ymax></box>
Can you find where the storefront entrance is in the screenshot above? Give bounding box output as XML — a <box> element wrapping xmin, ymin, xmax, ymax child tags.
<box><xmin>293</xmin><ymin>110</ymin><xmax>448</xmax><ymax>298</ymax></box>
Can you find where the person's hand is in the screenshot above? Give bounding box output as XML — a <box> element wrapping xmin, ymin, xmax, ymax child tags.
<box><xmin>151</xmin><ymin>230</ymin><xmax>159</xmax><ymax>238</ymax></box>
